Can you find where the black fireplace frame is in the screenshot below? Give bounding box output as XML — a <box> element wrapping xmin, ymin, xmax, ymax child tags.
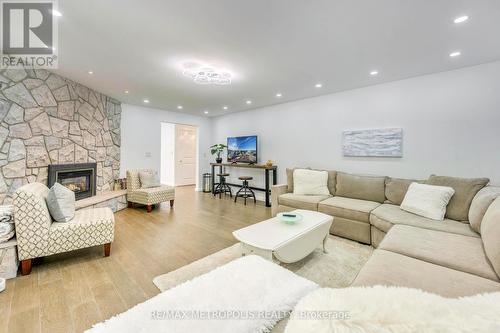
<box><xmin>48</xmin><ymin>163</ymin><xmax>97</xmax><ymax>200</ymax></box>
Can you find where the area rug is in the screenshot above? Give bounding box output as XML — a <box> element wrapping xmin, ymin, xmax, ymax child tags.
<box><xmin>87</xmin><ymin>256</ymin><xmax>318</xmax><ymax>333</ymax></box>
<box><xmin>153</xmin><ymin>235</ymin><xmax>373</xmax><ymax>291</ymax></box>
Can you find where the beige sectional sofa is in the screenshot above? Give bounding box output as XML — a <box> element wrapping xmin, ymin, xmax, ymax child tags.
<box><xmin>271</xmin><ymin>169</ymin><xmax>500</xmax><ymax>297</ymax></box>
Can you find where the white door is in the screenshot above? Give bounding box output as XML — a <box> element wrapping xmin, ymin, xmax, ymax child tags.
<box><xmin>175</xmin><ymin>124</ymin><xmax>197</xmax><ymax>186</ymax></box>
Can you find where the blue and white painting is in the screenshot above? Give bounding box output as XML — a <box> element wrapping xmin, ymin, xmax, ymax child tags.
<box><xmin>342</xmin><ymin>128</ymin><xmax>403</xmax><ymax>157</ymax></box>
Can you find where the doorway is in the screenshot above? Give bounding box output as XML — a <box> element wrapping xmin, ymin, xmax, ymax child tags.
<box><xmin>160</xmin><ymin>123</ymin><xmax>198</xmax><ymax>187</ymax></box>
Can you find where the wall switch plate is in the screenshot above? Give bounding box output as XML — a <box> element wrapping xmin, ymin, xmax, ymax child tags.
<box><xmin>145</xmin><ymin>152</ymin><xmax>151</xmax><ymax>158</ymax></box>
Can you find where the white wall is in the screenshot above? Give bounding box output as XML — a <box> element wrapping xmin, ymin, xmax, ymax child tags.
<box><xmin>212</xmin><ymin>61</ymin><xmax>500</xmax><ymax>189</ymax></box>
<box><xmin>121</xmin><ymin>104</ymin><xmax>212</xmax><ymax>190</ymax></box>
<box><xmin>160</xmin><ymin>122</ymin><xmax>175</xmax><ymax>185</ymax></box>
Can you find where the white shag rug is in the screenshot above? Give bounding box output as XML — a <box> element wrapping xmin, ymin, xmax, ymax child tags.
<box><xmin>86</xmin><ymin>255</ymin><xmax>317</xmax><ymax>333</ymax></box>
<box><xmin>284</xmin><ymin>286</ymin><xmax>500</xmax><ymax>333</ymax></box>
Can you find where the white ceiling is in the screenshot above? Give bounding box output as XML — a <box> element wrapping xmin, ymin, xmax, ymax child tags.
<box><xmin>54</xmin><ymin>0</ymin><xmax>500</xmax><ymax>117</ymax></box>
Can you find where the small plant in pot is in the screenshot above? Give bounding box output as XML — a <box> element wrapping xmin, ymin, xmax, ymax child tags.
<box><xmin>210</xmin><ymin>144</ymin><xmax>227</xmax><ymax>163</ymax></box>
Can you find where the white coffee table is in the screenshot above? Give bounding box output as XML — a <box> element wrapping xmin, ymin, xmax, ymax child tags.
<box><xmin>232</xmin><ymin>209</ymin><xmax>333</xmax><ymax>263</ymax></box>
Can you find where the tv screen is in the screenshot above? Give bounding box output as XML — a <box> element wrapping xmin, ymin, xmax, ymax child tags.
<box><xmin>227</xmin><ymin>136</ymin><xmax>257</xmax><ymax>164</ymax></box>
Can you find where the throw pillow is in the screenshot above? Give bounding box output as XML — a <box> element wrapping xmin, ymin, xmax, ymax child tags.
<box><xmin>46</xmin><ymin>183</ymin><xmax>75</xmax><ymax>222</ymax></box>
<box><xmin>139</xmin><ymin>170</ymin><xmax>160</xmax><ymax>188</ymax></box>
<box><xmin>400</xmin><ymin>183</ymin><xmax>455</xmax><ymax>221</ymax></box>
<box><xmin>293</xmin><ymin>169</ymin><xmax>330</xmax><ymax>196</ymax></box>
<box><xmin>426</xmin><ymin>175</ymin><xmax>489</xmax><ymax>221</ymax></box>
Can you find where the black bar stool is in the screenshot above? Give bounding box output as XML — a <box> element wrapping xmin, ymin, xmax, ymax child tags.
<box><xmin>214</xmin><ymin>173</ymin><xmax>232</xmax><ymax>198</ymax></box>
<box><xmin>234</xmin><ymin>176</ymin><xmax>256</xmax><ymax>205</ymax></box>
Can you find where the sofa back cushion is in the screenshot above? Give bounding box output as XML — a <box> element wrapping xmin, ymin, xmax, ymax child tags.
<box><xmin>385</xmin><ymin>177</ymin><xmax>421</xmax><ymax>205</ymax></box>
<box><xmin>481</xmin><ymin>197</ymin><xmax>500</xmax><ymax>278</ymax></box>
<box><xmin>335</xmin><ymin>172</ymin><xmax>386</xmax><ymax>203</ymax></box>
<box><xmin>427</xmin><ymin>175</ymin><xmax>489</xmax><ymax>222</ymax></box>
<box><xmin>469</xmin><ymin>186</ymin><xmax>500</xmax><ymax>233</ymax></box>
<box><xmin>287</xmin><ymin>168</ymin><xmax>336</xmax><ymax>195</ymax></box>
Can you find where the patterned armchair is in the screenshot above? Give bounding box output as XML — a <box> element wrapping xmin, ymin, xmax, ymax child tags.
<box><xmin>126</xmin><ymin>169</ymin><xmax>175</xmax><ymax>212</ymax></box>
<box><xmin>13</xmin><ymin>183</ymin><xmax>114</xmax><ymax>275</ymax></box>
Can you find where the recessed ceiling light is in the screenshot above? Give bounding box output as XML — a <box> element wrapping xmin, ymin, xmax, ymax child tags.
<box><xmin>454</xmin><ymin>15</ymin><xmax>469</xmax><ymax>24</ymax></box>
<box><xmin>370</xmin><ymin>70</ymin><xmax>379</xmax><ymax>76</ymax></box>
<box><xmin>177</xmin><ymin>105</ymin><xmax>183</xmax><ymax>110</ymax></box>
<box><xmin>315</xmin><ymin>83</ymin><xmax>322</xmax><ymax>88</ymax></box>
<box><xmin>51</xmin><ymin>9</ymin><xmax>62</xmax><ymax>17</ymax></box>
<box><xmin>275</xmin><ymin>93</ymin><xmax>282</xmax><ymax>98</ymax></box>
<box><xmin>88</xmin><ymin>71</ymin><xmax>93</xmax><ymax>75</ymax></box>
<box><xmin>246</xmin><ymin>100</ymin><xmax>252</xmax><ymax>105</ymax></box>
<box><xmin>143</xmin><ymin>99</ymin><xmax>150</xmax><ymax>103</ymax></box>
<box><xmin>204</xmin><ymin>110</ymin><xmax>209</xmax><ymax>114</ymax></box>
<box><xmin>124</xmin><ymin>90</ymin><xmax>129</xmax><ymax>94</ymax></box>
<box><xmin>223</xmin><ymin>106</ymin><xmax>228</xmax><ymax>110</ymax></box>
<box><xmin>449</xmin><ymin>51</ymin><xmax>461</xmax><ymax>58</ymax></box>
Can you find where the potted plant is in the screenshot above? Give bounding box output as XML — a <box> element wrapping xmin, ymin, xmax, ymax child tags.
<box><xmin>210</xmin><ymin>144</ymin><xmax>227</xmax><ymax>163</ymax></box>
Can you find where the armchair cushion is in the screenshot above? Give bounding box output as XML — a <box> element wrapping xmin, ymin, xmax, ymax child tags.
<box><xmin>48</xmin><ymin>207</ymin><xmax>114</xmax><ymax>255</ymax></box>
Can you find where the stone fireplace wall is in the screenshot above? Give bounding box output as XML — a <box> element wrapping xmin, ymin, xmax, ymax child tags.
<box><xmin>0</xmin><ymin>68</ymin><xmax>121</xmax><ymax>204</ymax></box>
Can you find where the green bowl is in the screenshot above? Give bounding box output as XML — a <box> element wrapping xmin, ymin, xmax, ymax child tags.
<box><xmin>277</xmin><ymin>212</ymin><xmax>303</xmax><ymax>224</ymax></box>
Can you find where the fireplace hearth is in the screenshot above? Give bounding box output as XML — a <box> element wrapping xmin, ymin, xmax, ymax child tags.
<box><xmin>48</xmin><ymin>163</ymin><xmax>97</xmax><ymax>200</ymax></box>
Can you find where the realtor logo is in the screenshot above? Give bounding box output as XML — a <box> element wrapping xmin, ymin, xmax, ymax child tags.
<box><xmin>0</xmin><ymin>0</ymin><xmax>58</xmax><ymax>68</ymax></box>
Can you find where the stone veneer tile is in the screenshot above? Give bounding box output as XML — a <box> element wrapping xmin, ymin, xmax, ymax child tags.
<box><xmin>0</xmin><ymin>68</ymin><xmax>121</xmax><ymax>203</ymax></box>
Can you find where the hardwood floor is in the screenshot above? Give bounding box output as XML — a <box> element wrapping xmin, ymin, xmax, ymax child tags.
<box><xmin>0</xmin><ymin>186</ymin><xmax>272</xmax><ymax>333</ymax></box>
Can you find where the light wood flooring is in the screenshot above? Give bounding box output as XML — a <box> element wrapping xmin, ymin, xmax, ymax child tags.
<box><xmin>0</xmin><ymin>186</ymin><xmax>271</xmax><ymax>333</ymax></box>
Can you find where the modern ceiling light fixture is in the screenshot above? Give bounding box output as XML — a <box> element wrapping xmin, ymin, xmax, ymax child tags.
<box><xmin>143</xmin><ymin>99</ymin><xmax>150</xmax><ymax>103</ymax></box>
<box><xmin>454</xmin><ymin>15</ymin><xmax>469</xmax><ymax>24</ymax></box>
<box><xmin>246</xmin><ymin>100</ymin><xmax>252</xmax><ymax>105</ymax></box>
<box><xmin>449</xmin><ymin>51</ymin><xmax>461</xmax><ymax>57</ymax></box>
<box><xmin>370</xmin><ymin>70</ymin><xmax>379</xmax><ymax>76</ymax></box>
<box><xmin>88</xmin><ymin>70</ymin><xmax>93</xmax><ymax>75</ymax></box>
<box><xmin>223</xmin><ymin>106</ymin><xmax>228</xmax><ymax>110</ymax></box>
<box><xmin>124</xmin><ymin>90</ymin><xmax>129</xmax><ymax>94</ymax></box>
<box><xmin>204</xmin><ymin>110</ymin><xmax>209</xmax><ymax>114</ymax></box>
<box><xmin>177</xmin><ymin>105</ymin><xmax>183</xmax><ymax>110</ymax></box>
<box><xmin>276</xmin><ymin>93</ymin><xmax>282</xmax><ymax>97</ymax></box>
<box><xmin>182</xmin><ymin>61</ymin><xmax>232</xmax><ymax>85</ymax></box>
<box><xmin>315</xmin><ymin>83</ymin><xmax>323</xmax><ymax>88</ymax></box>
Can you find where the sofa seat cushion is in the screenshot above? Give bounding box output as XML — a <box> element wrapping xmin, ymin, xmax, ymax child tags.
<box><xmin>278</xmin><ymin>193</ymin><xmax>331</xmax><ymax>211</ymax></box>
<box><xmin>128</xmin><ymin>185</ymin><xmax>175</xmax><ymax>205</ymax></box>
<box><xmin>352</xmin><ymin>250</ymin><xmax>500</xmax><ymax>298</ymax></box>
<box><xmin>318</xmin><ymin>197</ymin><xmax>380</xmax><ymax>223</ymax></box>
<box><xmin>370</xmin><ymin>204</ymin><xmax>479</xmax><ymax>238</ymax></box>
<box><xmin>48</xmin><ymin>207</ymin><xmax>114</xmax><ymax>255</ymax></box>
<box><xmin>380</xmin><ymin>225</ymin><xmax>498</xmax><ymax>281</ymax></box>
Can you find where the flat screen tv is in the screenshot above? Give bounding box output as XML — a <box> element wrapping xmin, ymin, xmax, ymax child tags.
<box><xmin>227</xmin><ymin>135</ymin><xmax>258</xmax><ymax>164</ymax></box>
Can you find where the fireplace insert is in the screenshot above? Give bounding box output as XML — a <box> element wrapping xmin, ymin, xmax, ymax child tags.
<box><xmin>48</xmin><ymin>163</ymin><xmax>97</xmax><ymax>200</ymax></box>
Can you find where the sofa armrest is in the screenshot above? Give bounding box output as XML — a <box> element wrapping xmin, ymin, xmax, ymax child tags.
<box><xmin>271</xmin><ymin>184</ymin><xmax>288</xmax><ymax>216</ymax></box>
